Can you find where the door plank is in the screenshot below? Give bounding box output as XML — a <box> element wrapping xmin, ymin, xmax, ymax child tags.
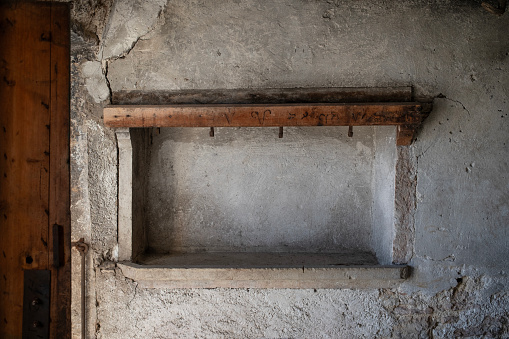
<box><xmin>0</xmin><ymin>4</ymin><xmax>52</xmax><ymax>336</ymax></box>
<box><xmin>0</xmin><ymin>3</ymin><xmax>70</xmax><ymax>338</ymax></box>
<box><xmin>48</xmin><ymin>3</ymin><xmax>71</xmax><ymax>339</ymax></box>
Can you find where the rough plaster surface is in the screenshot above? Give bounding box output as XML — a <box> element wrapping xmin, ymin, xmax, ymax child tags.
<box><xmin>70</xmin><ymin>0</ymin><xmax>509</xmax><ymax>337</ymax></box>
<box><xmin>371</xmin><ymin>126</ymin><xmax>397</xmax><ymax>265</ymax></box>
<box><xmin>97</xmin><ymin>267</ymin><xmax>395</xmax><ymax>338</ymax></box>
<box><xmin>70</xmin><ymin>0</ymin><xmax>115</xmax><ymax>44</ymax></box>
<box><xmin>100</xmin><ymin>0</ymin><xmax>167</xmax><ymax>59</ymax></box>
<box><xmin>145</xmin><ymin>127</ymin><xmax>374</xmax><ymax>254</ymax></box>
<box><xmin>93</xmin><ymin>268</ymin><xmax>509</xmax><ymax>338</ymax></box>
<box><xmin>393</xmin><ymin>146</ymin><xmax>417</xmax><ymax>264</ymax></box>
<box><xmin>82</xmin><ymin>61</ymin><xmax>110</xmax><ymax>103</ymax></box>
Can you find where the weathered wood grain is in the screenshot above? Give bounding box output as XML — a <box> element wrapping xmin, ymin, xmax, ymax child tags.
<box><xmin>397</xmin><ymin>125</ymin><xmax>419</xmax><ymax>146</ymax></box>
<box><xmin>48</xmin><ymin>3</ymin><xmax>71</xmax><ymax>338</ymax></box>
<box><xmin>0</xmin><ymin>3</ymin><xmax>70</xmax><ymax>338</ymax></box>
<box><xmin>0</xmin><ymin>3</ymin><xmax>52</xmax><ymax>337</ymax></box>
<box><xmin>104</xmin><ymin>102</ymin><xmax>431</xmax><ymax>128</ymax></box>
<box><xmin>112</xmin><ymin>86</ymin><xmax>414</xmax><ymax>105</ymax></box>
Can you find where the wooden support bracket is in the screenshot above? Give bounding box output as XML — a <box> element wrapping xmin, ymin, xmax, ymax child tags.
<box><xmin>396</xmin><ymin>125</ymin><xmax>419</xmax><ymax>146</ymax></box>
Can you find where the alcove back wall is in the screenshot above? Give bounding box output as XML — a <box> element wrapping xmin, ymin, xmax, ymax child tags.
<box><xmin>142</xmin><ymin>126</ymin><xmax>375</xmax><ymax>254</ymax></box>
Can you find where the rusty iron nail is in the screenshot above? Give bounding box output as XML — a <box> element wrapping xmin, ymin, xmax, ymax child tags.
<box><xmin>482</xmin><ymin>0</ymin><xmax>507</xmax><ymax>15</ymax></box>
<box><xmin>210</xmin><ymin>127</ymin><xmax>214</xmax><ymax>137</ymax></box>
<box><xmin>348</xmin><ymin>126</ymin><xmax>353</xmax><ymax>137</ymax></box>
<box><xmin>72</xmin><ymin>238</ymin><xmax>89</xmax><ymax>339</ymax></box>
<box><xmin>279</xmin><ymin>126</ymin><xmax>283</xmax><ymax>138</ymax></box>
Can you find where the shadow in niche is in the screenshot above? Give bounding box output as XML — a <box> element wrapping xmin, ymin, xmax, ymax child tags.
<box><xmin>139</xmin><ymin>125</ymin><xmax>376</xmax><ymax>258</ymax></box>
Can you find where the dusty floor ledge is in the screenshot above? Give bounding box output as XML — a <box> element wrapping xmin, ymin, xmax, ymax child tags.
<box><xmin>117</xmin><ymin>253</ymin><xmax>409</xmax><ymax>289</ymax></box>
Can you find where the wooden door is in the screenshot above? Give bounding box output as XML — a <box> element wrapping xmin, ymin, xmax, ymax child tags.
<box><xmin>0</xmin><ymin>2</ymin><xmax>70</xmax><ymax>338</ymax></box>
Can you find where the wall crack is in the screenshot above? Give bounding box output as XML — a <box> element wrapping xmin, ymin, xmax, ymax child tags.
<box><xmin>102</xmin><ymin>60</ymin><xmax>113</xmax><ymax>105</ymax></box>
<box><xmin>100</xmin><ymin>0</ymin><xmax>167</xmax><ymax>62</ymax></box>
<box><xmin>127</xmin><ymin>280</ymin><xmax>139</xmax><ymax>311</ymax></box>
<box><xmin>436</xmin><ymin>93</ymin><xmax>471</xmax><ymax>116</ymax></box>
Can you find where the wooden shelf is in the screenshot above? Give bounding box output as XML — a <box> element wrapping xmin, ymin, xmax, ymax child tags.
<box><xmin>104</xmin><ymin>102</ymin><xmax>431</xmax><ymax>145</ymax></box>
<box><xmin>108</xmin><ymin>88</ymin><xmax>426</xmax><ymax>289</ymax></box>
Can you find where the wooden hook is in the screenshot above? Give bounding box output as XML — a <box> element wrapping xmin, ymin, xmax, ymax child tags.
<box><xmin>279</xmin><ymin>126</ymin><xmax>283</xmax><ymax>138</ymax></box>
<box><xmin>209</xmin><ymin>127</ymin><xmax>214</xmax><ymax>137</ymax></box>
<box><xmin>348</xmin><ymin>126</ymin><xmax>353</xmax><ymax>137</ymax></box>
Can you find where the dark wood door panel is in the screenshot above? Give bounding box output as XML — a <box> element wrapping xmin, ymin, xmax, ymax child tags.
<box><xmin>0</xmin><ymin>3</ymin><xmax>70</xmax><ymax>338</ymax></box>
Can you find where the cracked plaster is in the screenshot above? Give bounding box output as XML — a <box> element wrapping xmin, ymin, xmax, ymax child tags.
<box><xmin>100</xmin><ymin>0</ymin><xmax>167</xmax><ymax>60</ymax></box>
<box><xmin>82</xmin><ymin>61</ymin><xmax>110</xmax><ymax>103</ymax></box>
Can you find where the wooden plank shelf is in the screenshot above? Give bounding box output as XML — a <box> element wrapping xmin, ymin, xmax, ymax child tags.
<box><xmin>104</xmin><ymin>101</ymin><xmax>432</xmax><ymax>145</ymax></box>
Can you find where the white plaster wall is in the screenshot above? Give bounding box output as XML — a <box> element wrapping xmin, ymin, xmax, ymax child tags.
<box><xmin>70</xmin><ymin>0</ymin><xmax>509</xmax><ymax>337</ymax></box>
<box><xmin>372</xmin><ymin>126</ymin><xmax>397</xmax><ymax>265</ymax></box>
<box><xmin>145</xmin><ymin>126</ymin><xmax>374</xmax><ymax>254</ymax></box>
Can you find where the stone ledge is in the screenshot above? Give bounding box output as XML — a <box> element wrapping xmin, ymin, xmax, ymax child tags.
<box><xmin>117</xmin><ymin>256</ymin><xmax>409</xmax><ymax>289</ymax></box>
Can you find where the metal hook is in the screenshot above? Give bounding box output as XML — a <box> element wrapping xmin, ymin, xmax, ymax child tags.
<box><xmin>348</xmin><ymin>126</ymin><xmax>353</xmax><ymax>137</ymax></box>
<box><xmin>72</xmin><ymin>238</ymin><xmax>89</xmax><ymax>255</ymax></box>
<box><xmin>210</xmin><ymin>127</ymin><xmax>214</xmax><ymax>137</ymax></box>
<box><xmin>482</xmin><ymin>0</ymin><xmax>506</xmax><ymax>15</ymax></box>
<box><xmin>279</xmin><ymin>126</ymin><xmax>283</xmax><ymax>138</ymax></box>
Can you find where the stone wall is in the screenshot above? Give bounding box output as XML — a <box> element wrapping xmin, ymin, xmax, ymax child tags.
<box><xmin>70</xmin><ymin>0</ymin><xmax>509</xmax><ymax>337</ymax></box>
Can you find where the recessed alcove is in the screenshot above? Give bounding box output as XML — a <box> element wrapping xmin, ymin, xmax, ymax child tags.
<box><xmin>107</xmin><ymin>87</ymin><xmax>431</xmax><ymax>288</ymax></box>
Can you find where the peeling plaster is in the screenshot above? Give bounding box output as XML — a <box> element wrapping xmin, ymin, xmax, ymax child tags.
<box><xmin>81</xmin><ymin>61</ymin><xmax>110</xmax><ymax>103</ymax></box>
<box><xmin>100</xmin><ymin>0</ymin><xmax>167</xmax><ymax>60</ymax></box>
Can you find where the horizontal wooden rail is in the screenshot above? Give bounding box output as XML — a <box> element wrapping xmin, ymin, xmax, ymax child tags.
<box><xmin>104</xmin><ymin>102</ymin><xmax>430</xmax><ymax>127</ymax></box>
<box><xmin>112</xmin><ymin>86</ymin><xmax>414</xmax><ymax>105</ymax></box>
<box><xmin>104</xmin><ymin>102</ymin><xmax>431</xmax><ymax>145</ymax></box>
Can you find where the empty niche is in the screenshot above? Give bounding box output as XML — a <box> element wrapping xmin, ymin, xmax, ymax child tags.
<box><xmin>108</xmin><ymin>87</ymin><xmax>430</xmax><ymax>287</ymax></box>
<box><xmin>126</xmin><ymin>125</ymin><xmax>396</xmax><ymax>267</ymax></box>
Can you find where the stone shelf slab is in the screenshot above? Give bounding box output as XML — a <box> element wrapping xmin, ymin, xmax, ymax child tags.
<box><xmin>117</xmin><ymin>252</ymin><xmax>410</xmax><ymax>289</ymax></box>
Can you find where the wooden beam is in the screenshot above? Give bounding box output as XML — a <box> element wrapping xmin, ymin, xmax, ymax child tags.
<box><xmin>104</xmin><ymin>102</ymin><xmax>431</xmax><ymax>128</ymax></box>
<box><xmin>397</xmin><ymin>125</ymin><xmax>419</xmax><ymax>146</ymax></box>
<box><xmin>112</xmin><ymin>86</ymin><xmax>414</xmax><ymax>105</ymax></box>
